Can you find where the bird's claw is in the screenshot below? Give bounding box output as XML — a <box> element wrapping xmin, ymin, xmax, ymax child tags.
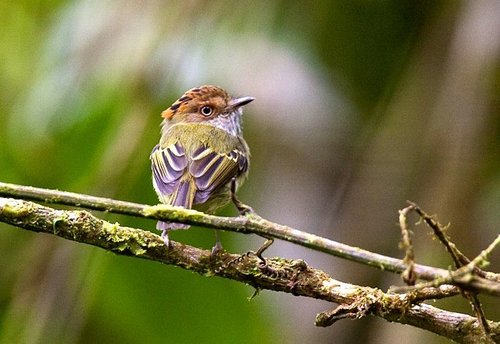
<box><xmin>211</xmin><ymin>243</ymin><xmax>224</xmax><ymax>258</ymax></box>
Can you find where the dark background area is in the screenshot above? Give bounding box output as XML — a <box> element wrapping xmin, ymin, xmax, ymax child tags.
<box><xmin>1</xmin><ymin>1</ymin><xmax>499</xmax><ymax>343</ymax></box>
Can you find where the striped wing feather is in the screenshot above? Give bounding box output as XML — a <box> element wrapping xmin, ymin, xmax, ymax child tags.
<box><xmin>151</xmin><ymin>142</ymin><xmax>247</xmax><ymax>207</ymax></box>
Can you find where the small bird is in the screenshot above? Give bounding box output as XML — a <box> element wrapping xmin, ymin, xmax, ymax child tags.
<box><xmin>150</xmin><ymin>85</ymin><xmax>254</xmax><ymax>254</ymax></box>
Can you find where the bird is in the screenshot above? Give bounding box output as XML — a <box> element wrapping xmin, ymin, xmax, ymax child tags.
<box><xmin>150</xmin><ymin>85</ymin><xmax>254</xmax><ymax>254</ymax></box>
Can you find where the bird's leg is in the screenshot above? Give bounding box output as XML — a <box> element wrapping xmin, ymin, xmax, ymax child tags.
<box><xmin>231</xmin><ymin>178</ymin><xmax>254</xmax><ymax>215</ymax></box>
<box><xmin>211</xmin><ymin>230</ymin><xmax>224</xmax><ymax>257</ymax></box>
<box><xmin>254</xmin><ymin>237</ymin><xmax>284</xmax><ymax>278</ymax></box>
<box><xmin>255</xmin><ymin>238</ymin><xmax>274</xmax><ymax>266</ymax></box>
<box><xmin>217</xmin><ymin>237</ymin><xmax>275</xmax><ymax>273</ymax></box>
<box><xmin>161</xmin><ymin>229</ymin><xmax>170</xmax><ymax>248</ymax></box>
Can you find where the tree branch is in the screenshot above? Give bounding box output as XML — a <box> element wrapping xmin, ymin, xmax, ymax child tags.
<box><xmin>0</xmin><ymin>182</ymin><xmax>453</xmax><ymax>281</ymax></box>
<box><xmin>1</xmin><ymin>197</ymin><xmax>498</xmax><ymax>343</ymax></box>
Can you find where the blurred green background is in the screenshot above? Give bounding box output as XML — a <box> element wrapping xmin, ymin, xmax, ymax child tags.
<box><xmin>1</xmin><ymin>1</ymin><xmax>499</xmax><ymax>343</ymax></box>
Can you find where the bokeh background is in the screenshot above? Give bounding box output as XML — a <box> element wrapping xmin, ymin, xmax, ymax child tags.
<box><xmin>1</xmin><ymin>1</ymin><xmax>499</xmax><ymax>343</ymax></box>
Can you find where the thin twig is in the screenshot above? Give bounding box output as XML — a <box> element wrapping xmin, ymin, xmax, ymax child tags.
<box><xmin>404</xmin><ymin>202</ymin><xmax>497</xmax><ymax>337</ymax></box>
<box><xmin>391</xmin><ymin>244</ymin><xmax>500</xmax><ymax>297</ymax></box>
<box><xmin>409</xmin><ymin>201</ymin><xmax>468</xmax><ymax>266</ymax></box>
<box><xmin>399</xmin><ymin>204</ymin><xmax>417</xmax><ymax>285</ymax></box>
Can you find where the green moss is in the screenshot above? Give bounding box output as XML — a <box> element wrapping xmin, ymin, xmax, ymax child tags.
<box><xmin>202</xmin><ymin>270</ymin><xmax>215</xmax><ymax>277</ymax></box>
<box><xmin>128</xmin><ymin>243</ymin><xmax>146</xmax><ymax>256</ymax></box>
<box><xmin>103</xmin><ymin>222</ymin><xmax>122</xmax><ymax>242</ymax></box>
<box><xmin>0</xmin><ymin>199</ymin><xmax>28</xmax><ymax>217</ymax></box>
<box><xmin>143</xmin><ymin>204</ymin><xmax>204</xmax><ymax>222</ymax></box>
<box><xmin>116</xmin><ymin>242</ymin><xmax>128</xmax><ymax>252</ymax></box>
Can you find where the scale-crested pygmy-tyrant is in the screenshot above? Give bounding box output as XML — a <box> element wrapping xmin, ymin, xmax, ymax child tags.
<box><xmin>150</xmin><ymin>85</ymin><xmax>254</xmax><ymax>253</ymax></box>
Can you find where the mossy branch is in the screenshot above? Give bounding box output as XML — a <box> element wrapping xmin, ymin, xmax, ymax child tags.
<box><xmin>0</xmin><ymin>182</ymin><xmax>456</xmax><ymax>281</ymax></box>
<box><xmin>2</xmin><ymin>182</ymin><xmax>499</xmax><ymax>295</ymax></box>
<box><xmin>1</xmin><ymin>197</ymin><xmax>499</xmax><ymax>343</ymax></box>
<box><xmin>1</xmin><ymin>182</ymin><xmax>499</xmax><ymax>342</ymax></box>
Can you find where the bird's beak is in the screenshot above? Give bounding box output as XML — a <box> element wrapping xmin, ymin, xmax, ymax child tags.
<box><xmin>228</xmin><ymin>96</ymin><xmax>255</xmax><ymax>110</ymax></box>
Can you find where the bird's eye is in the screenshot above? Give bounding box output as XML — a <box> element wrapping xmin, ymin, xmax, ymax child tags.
<box><xmin>200</xmin><ymin>106</ymin><xmax>213</xmax><ymax>116</ymax></box>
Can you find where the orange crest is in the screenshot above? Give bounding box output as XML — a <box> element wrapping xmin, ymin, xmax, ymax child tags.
<box><xmin>161</xmin><ymin>85</ymin><xmax>230</xmax><ymax>120</ymax></box>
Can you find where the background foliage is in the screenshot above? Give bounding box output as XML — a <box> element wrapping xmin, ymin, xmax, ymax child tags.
<box><xmin>1</xmin><ymin>1</ymin><xmax>499</xmax><ymax>343</ymax></box>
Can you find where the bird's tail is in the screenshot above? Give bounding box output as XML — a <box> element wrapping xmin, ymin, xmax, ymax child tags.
<box><xmin>157</xmin><ymin>179</ymin><xmax>196</xmax><ymax>231</ymax></box>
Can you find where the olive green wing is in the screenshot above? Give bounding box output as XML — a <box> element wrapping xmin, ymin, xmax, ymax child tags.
<box><xmin>189</xmin><ymin>145</ymin><xmax>248</xmax><ymax>204</ymax></box>
<box><xmin>151</xmin><ymin>142</ymin><xmax>194</xmax><ymax>207</ymax></box>
<box><xmin>151</xmin><ymin>141</ymin><xmax>248</xmax><ymax>206</ymax></box>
